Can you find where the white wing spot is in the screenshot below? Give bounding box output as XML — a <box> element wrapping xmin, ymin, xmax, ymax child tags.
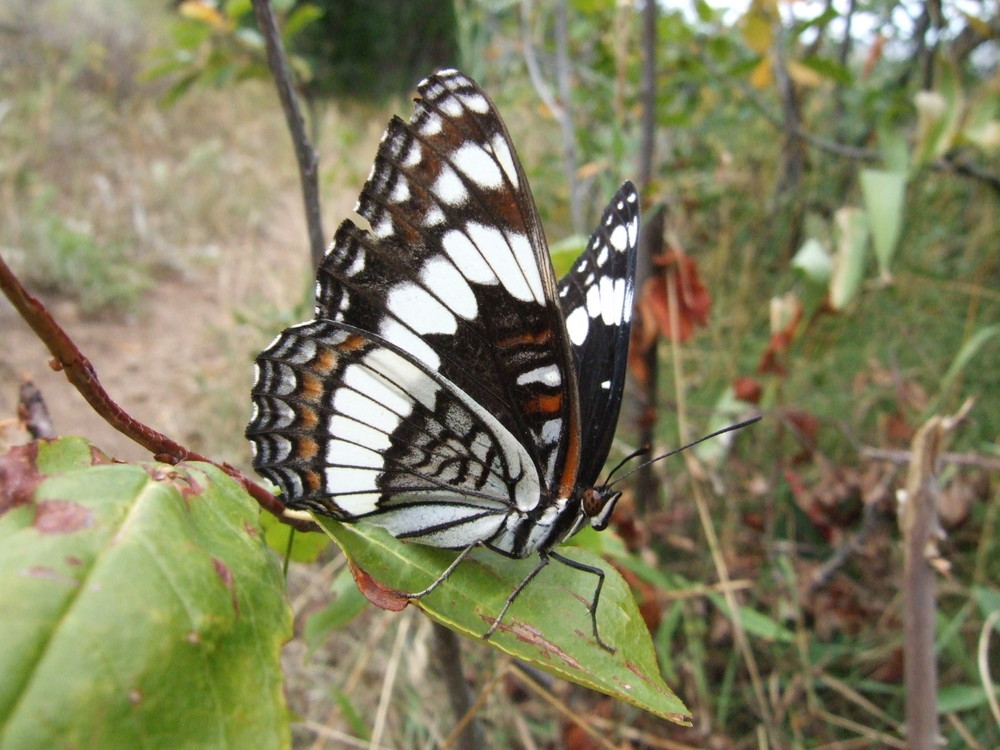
<box><xmin>441</xmin><ymin>229</ymin><xmax>498</xmax><ymax>286</ymax></box>
<box><xmin>378</xmin><ymin>319</ymin><xmax>441</xmax><ymax>373</ymax></box>
<box><xmin>596</xmin><ymin>244</ymin><xmax>609</xmax><ymax>267</ymax></box>
<box><xmin>433</xmin><ymin>165</ymin><xmax>468</xmax><ymax>205</ymax></box>
<box><xmin>586</xmin><ymin>283</ymin><xmax>601</xmax><ymax>318</ymax></box>
<box><xmin>421</xmin><ymin>256</ymin><xmax>478</xmax><ymax>320</ymax></box>
<box><xmin>465</xmin><ymin>223</ymin><xmax>533</xmax><ymax>302</ymax></box>
<box><xmin>516</xmin><ymin>365</ymin><xmax>562</xmax><ymax>387</ymax></box>
<box><xmin>424</xmin><ymin>205</ymin><xmax>445</xmax><ymax>227</ymax></box>
<box><xmin>387</xmin><ymin>282</ymin><xmax>457</xmax><ymax>335</ymax></box>
<box><xmin>372</xmin><ymin>214</ymin><xmax>393</xmax><ymax>238</ymax></box>
<box><xmin>420</xmin><ymin>113</ymin><xmax>443</xmax><ymax>136</ymax></box>
<box><xmin>453</xmin><ymin>142</ymin><xmax>503</xmax><ymax>189</ymax></box>
<box><xmin>440</xmin><ymin>95</ymin><xmax>463</xmax><ymax>118</ymax></box>
<box><xmin>508</xmin><ymin>231</ymin><xmax>544</xmax><ymax>303</ymax></box>
<box><xmin>390</xmin><ymin>179</ymin><xmax>410</xmax><ymax>204</ymax></box>
<box><xmin>460</xmin><ymin>92</ymin><xmax>489</xmax><ymax>113</ymax></box>
<box><xmin>609</xmin><ymin>224</ymin><xmax>628</xmax><ymax>251</ymax></box>
<box><xmin>402</xmin><ymin>142</ymin><xmax>421</xmax><ymax>168</ymax></box>
<box><xmin>490</xmin><ymin>133</ymin><xmax>519</xmax><ymax>189</ymax></box>
<box><xmin>565</xmin><ymin>305</ymin><xmax>589</xmax><ymax>345</ymax></box>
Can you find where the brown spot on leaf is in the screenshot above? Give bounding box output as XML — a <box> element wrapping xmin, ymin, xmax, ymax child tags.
<box><xmin>482</xmin><ymin>617</ymin><xmax>584</xmax><ymax>669</ymax></box>
<box><xmin>22</xmin><ymin>566</ymin><xmax>78</xmax><ymax>586</ymax></box>
<box><xmin>212</xmin><ymin>557</ymin><xmax>234</xmax><ymax>590</ymax></box>
<box><xmin>348</xmin><ymin>558</ymin><xmax>410</xmax><ymax>611</ymax></box>
<box><xmin>212</xmin><ymin>557</ymin><xmax>239</xmax><ymax>614</ymax></box>
<box><xmin>0</xmin><ymin>442</ymin><xmax>42</xmax><ymax>514</ymax></box>
<box><xmin>34</xmin><ymin>500</ymin><xmax>92</xmax><ymax>533</ymax></box>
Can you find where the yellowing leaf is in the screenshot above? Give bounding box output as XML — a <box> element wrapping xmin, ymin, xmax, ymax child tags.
<box><xmin>179</xmin><ymin>0</ymin><xmax>233</xmax><ymax>31</ymax></box>
<box><xmin>742</xmin><ymin>13</ymin><xmax>773</xmax><ymax>55</ymax></box>
<box><xmin>786</xmin><ymin>60</ymin><xmax>823</xmax><ymax>88</ymax></box>
<box><xmin>829</xmin><ymin>207</ymin><xmax>869</xmax><ymax>310</ymax></box>
<box><xmin>750</xmin><ymin>56</ymin><xmax>773</xmax><ymax>89</ymax></box>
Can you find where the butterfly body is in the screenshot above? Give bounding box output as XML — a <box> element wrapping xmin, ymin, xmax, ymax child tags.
<box><xmin>247</xmin><ymin>69</ymin><xmax>638</xmax><ymax>648</ymax></box>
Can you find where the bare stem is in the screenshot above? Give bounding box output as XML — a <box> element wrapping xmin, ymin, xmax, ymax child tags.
<box><xmin>250</xmin><ymin>0</ymin><xmax>326</xmax><ymax>269</ymax></box>
<box><xmin>0</xmin><ymin>252</ymin><xmax>314</xmax><ymax>531</ymax></box>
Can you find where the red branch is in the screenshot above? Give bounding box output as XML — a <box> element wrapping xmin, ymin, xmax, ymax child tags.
<box><xmin>0</xmin><ymin>253</ymin><xmax>315</xmax><ymax>531</ymax></box>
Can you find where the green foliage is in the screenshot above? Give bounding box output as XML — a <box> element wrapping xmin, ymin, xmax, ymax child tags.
<box><xmin>0</xmin><ymin>439</ymin><xmax>292</xmax><ymax>750</ymax></box>
<box><xmin>292</xmin><ymin>0</ymin><xmax>461</xmax><ymax>102</ymax></box>
<box><xmin>147</xmin><ymin>0</ymin><xmax>461</xmax><ymax>106</ymax></box>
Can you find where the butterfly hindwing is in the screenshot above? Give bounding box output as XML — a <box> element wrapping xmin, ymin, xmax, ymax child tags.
<box><xmin>249</xmin><ymin>319</ymin><xmax>544</xmax><ymax>550</ymax></box>
<box><xmin>557</xmin><ymin>182</ymin><xmax>639</xmax><ymax>487</ymax></box>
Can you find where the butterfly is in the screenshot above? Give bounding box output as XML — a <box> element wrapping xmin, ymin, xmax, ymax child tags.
<box><xmin>246</xmin><ymin>69</ymin><xmax>639</xmax><ymax>651</ymax></box>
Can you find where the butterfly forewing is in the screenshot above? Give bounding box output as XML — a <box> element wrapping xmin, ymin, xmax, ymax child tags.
<box><xmin>313</xmin><ymin>69</ymin><xmax>581</xmax><ymax>496</ymax></box>
<box><xmin>557</xmin><ymin>183</ymin><xmax>639</xmax><ymax>488</ymax></box>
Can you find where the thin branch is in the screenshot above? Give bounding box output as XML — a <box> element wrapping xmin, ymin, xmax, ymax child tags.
<box><xmin>900</xmin><ymin>416</ymin><xmax>946</xmax><ymax>750</ymax></box>
<box><xmin>431</xmin><ymin>623</ymin><xmax>485</xmax><ymax>750</ymax></box>
<box><xmin>0</xmin><ymin>252</ymin><xmax>315</xmax><ymax>531</ymax></box>
<box><xmin>861</xmin><ymin>446</ymin><xmax>1000</xmax><ymax>472</ymax></box>
<box><xmin>17</xmin><ymin>379</ymin><xmax>55</xmax><ymax>439</ymax></box>
<box><xmin>553</xmin><ymin>0</ymin><xmax>581</xmax><ymax>232</ymax></box>
<box><xmin>250</xmin><ymin>0</ymin><xmax>326</xmax><ymax>269</ymax></box>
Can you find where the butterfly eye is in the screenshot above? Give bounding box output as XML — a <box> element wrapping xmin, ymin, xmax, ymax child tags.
<box><xmin>582</xmin><ymin>488</ymin><xmax>621</xmax><ymax>531</ymax></box>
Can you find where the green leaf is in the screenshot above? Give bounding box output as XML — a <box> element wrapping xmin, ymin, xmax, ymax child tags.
<box><xmin>913</xmin><ymin>59</ymin><xmax>964</xmax><ymax>167</ymax></box>
<box><xmin>283</xmin><ymin>4</ymin><xmax>323</xmax><ymax>41</ymax></box>
<box><xmin>261</xmin><ymin>508</ymin><xmax>330</xmax><ymax>562</ymax></box>
<box><xmin>828</xmin><ymin>207</ymin><xmax>869</xmax><ymax>310</ymax></box>
<box><xmin>859</xmin><ymin>169</ymin><xmax>907</xmax><ymax>279</ymax></box>
<box><xmin>304</xmin><ymin>566</ymin><xmax>370</xmax><ymax>648</ymax></box>
<box><xmin>799</xmin><ymin>55</ymin><xmax>853</xmax><ymax>86</ymax></box>
<box><xmin>927</xmin><ymin>324</ymin><xmax>1000</xmax><ymax>416</ymax></box>
<box><xmin>973</xmin><ymin>585</ymin><xmax>1000</xmax><ymax>620</ymax></box>
<box><xmin>0</xmin><ymin>439</ymin><xmax>292</xmax><ymax>750</ymax></box>
<box><xmin>316</xmin><ymin>518</ymin><xmax>690</xmax><ymax>723</ymax></box>
<box><xmin>706</xmin><ymin>593</ymin><xmax>795</xmax><ymax>643</ymax></box>
<box><xmin>938</xmin><ymin>684</ymin><xmax>1000</xmax><ymax>712</ymax></box>
<box><xmin>792</xmin><ymin>237</ymin><xmax>833</xmax><ymax>284</ymax></box>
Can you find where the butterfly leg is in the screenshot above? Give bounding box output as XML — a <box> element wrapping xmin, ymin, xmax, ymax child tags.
<box><xmin>549</xmin><ymin>551</ymin><xmax>615</xmax><ymax>653</ymax></box>
<box><xmin>482</xmin><ymin>553</ymin><xmax>552</xmax><ymax>642</ymax></box>
<box><xmin>406</xmin><ymin>542</ymin><xmax>481</xmax><ymax>599</ymax></box>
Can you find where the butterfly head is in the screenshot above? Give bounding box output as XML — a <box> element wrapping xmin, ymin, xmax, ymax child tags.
<box><xmin>580</xmin><ymin>486</ymin><xmax>621</xmax><ymax>532</ymax></box>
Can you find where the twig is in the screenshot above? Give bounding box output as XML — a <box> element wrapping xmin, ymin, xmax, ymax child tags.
<box><xmin>977</xmin><ymin>609</ymin><xmax>1000</xmax><ymax>729</ymax></box>
<box><xmin>808</xmin><ymin>466</ymin><xmax>896</xmax><ymax>593</ymax></box>
<box><xmin>861</xmin><ymin>446</ymin><xmax>1000</xmax><ymax>472</ymax></box>
<box><xmin>432</xmin><ymin>623</ymin><xmax>485</xmax><ymax>750</ymax></box>
<box><xmin>552</xmin><ymin>0</ymin><xmax>581</xmax><ymax>232</ymax></box>
<box><xmin>0</xmin><ymin>252</ymin><xmax>315</xmax><ymax>531</ymax></box>
<box><xmin>250</xmin><ymin>0</ymin><xmax>326</xmax><ymax>270</ymax></box>
<box><xmin>17</xmin><ymin>379</ymin><xmax>55</xmax><ymax>439</ymax></box>
<box><xmin>900</xmin><ymin>416</ymin><xmax>947</xmax><ymax>750</ymax></box>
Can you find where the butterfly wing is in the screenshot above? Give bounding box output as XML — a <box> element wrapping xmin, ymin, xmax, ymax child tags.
<box><xmin>557</xmin><ymin>182</ymin><xmax>639</xmax><ymax>488</ymax></box>
<box><xmin>249</xmin><ymin>319</ymin><xmax>543</xmax><ymax>549</ymax></box>
<box><xmin>248</xmin><ymin>70</ymin><xmax>584</xmax><ymax>548</ymax></box>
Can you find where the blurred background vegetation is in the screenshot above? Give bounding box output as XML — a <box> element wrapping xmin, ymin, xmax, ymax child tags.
<box><xmin>1</xmin><ymin>0</ymin><xmax>998</xmax><ymax>747</ymax></box>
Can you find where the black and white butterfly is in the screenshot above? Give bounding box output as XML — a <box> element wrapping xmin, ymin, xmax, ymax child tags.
<box><xmin>247</xmin><ymin>69</ymin><xmax>639</xmax><ymax>651</ymax></box>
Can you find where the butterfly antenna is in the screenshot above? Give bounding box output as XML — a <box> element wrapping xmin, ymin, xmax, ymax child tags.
<box><xmin>601</xmin><ymin>445</ymin><xmax>650</xmax><ymax>487</ymax></box>
<box><xmin>607</xmin><ymin>415</ymin><xmax>762</xmax><ymax>489</ymax></box>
